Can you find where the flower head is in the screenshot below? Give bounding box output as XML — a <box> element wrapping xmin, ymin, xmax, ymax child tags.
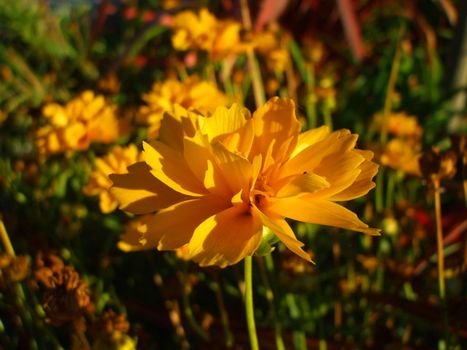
<box><xmin>37</xmin><ymin>91</ymin><xmax>120</xmax><ymax>155</ymax></box>
<box><xmin>381</xmin><ymin>138</ymin><xmax>421</xmax><ymax>176</ymax></box>
<box><xmin>137</xmin><ymin>76</ymin><xmax>228</xmax><ymax>138</ymax></box>
<box><xmin>111</xmin><ymin>97</ymin><xmax>379</xmax><ymax>267</ymax></box>
<box><xmin>171</xmin><ymin>9</ymin><xmax>246</xmax><ymax>60</ymax></box>
<box><xmin>84</xmin><ymin>145</ymin><xmax>142</xmax><ymax>213</ymax></box>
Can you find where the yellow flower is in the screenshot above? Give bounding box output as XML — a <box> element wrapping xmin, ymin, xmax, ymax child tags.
<box><xmin>252</xmin><ymin>26</ymin><xmax>290</xmax><ymax>73</ymax></box>
<box><xmin>381</xmin><ymin>138</ymin><xmax>421</xmax><ymax>176</ymax></box>
<box><xmin>376</xmin><ymin>112</ymin><xmax>422</xmax><ymax>138</ymax></box>
<box><xmin>111</xmin><ymin>97</ymin><xmax>379</xmax><ymax>267</ymax></box>
<box><xmin>84</xmin><ymin>145</ymin><xmax>142</xmax><ymax>213</ymax></box>
<box><xmin>171</xmin><ymin>8</ymin><xmax>245</xmax><ymax>60</ymax></box>
<box><xmin>137</xmin><ymin>76</ymin><xmax>228</xmax><ymax>138</ymax></box>
<box><xmin>37</xmin><ymin>91</ymin><xmax>120</xmax><ymax>155</ymax></box>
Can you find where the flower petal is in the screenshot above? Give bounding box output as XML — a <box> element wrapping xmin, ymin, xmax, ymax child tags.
<box><xmin>292</xmin><ymin>125</ymin><xmax>330</xmax><ymax>156</ymax></box>
<box><xmin>254</xmin><ymin>207</ymin><xmax>312</xmax><ymax>262</ymax></box>
<box><xmin>183</xmin><ymin>134</ymin><xmax>231</xmax><ymax>196</ymax></box>
<box><xmin>331</xmin><ymin>151</ymin><xmax>379</xmax><ymax>201</ymax></box>
<box><xmin>278</xmin><ymin>131</ymin><xmax>358</xmax><ymax>180</ymax></box>
<box><xmin>251</xmin><ymin>97</ymin><xmax>300</xmax><ymax>160</ymax></box>
<box><xmin>110</xmin><ymin>162</ymin><xmax>186</xmax><ymax>214</ymax></box>
<box><xmin>211</xmin><ymin>142</ymin><xmax>253</xmax><ymax>196</ymax></box>
<box><xmin>267</xmin><ymin>197</ymin><xmax>380</xmax><ymax>235</ymax></box>
<box><xmin>123</xmin><ymin>196</ymin><xmax>229</xmax><ymax>252</ymax></box>
<box><xmin>143</xmin><ymin>141</ymin><xmax>207</xmax><ymax>196</ymax></box>
<box><xmin>187</xmin><ymin>205</ymin><xmax>263</xmax><ymax>267</ymax></box>
<box><xmin>304</xmin><ymin>150</ymin><xmax>365</xmax><ymax>200</ymax></box>
<box><xmin>275</xmin><ymin>172</ymin><xmax>330</xmax><ymax>198</ymax></box>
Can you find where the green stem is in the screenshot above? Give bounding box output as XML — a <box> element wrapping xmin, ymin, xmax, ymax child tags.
<box><xmin>433</xmin><ymin>178</ymin><xmax>445</xmax><ymax>300</ymax></box>
<box><xmin>261</xmin><ymin>255</ymin><xmax>286</xmax><ymax>350</ymax></box>
<box><xmin>285</xmin><ymin>293</ymin><xmax>307</xmax><ymax>350</ymax></box>
<box><xmin>180</xmin><ymin>270</ymin><xmax>210</xmax><ymax>341</ymax></box>
<box><xmin>211</xmin><ymin>281</ymin><xmax>234</xmax><ymax>347</ymax></box>
<box><xmin>0</xmin><ymin>218</ymin><xmax>16</xmax><ymax>256</ymax></box>
<box><xmin>380</xmin><ymin>35</ymin><xmax>402</xmax><ymax>146</ymax></box>
<box><xmin>245</xmin><ymin>256</ymin><xmax>259</xmax><ymax>350</ymax></box>
<box><xmin>305</xmin><ymin>64</ymin><xmax>317</xmax><ymax>129</ymax></box>
<box><xmin>375</xmin><ymin>167</ymin><xmax>385</xmax><ymax>213</ymax></box>
<box><xmin>385</xmin><ymin>170</ymin><xmax>396</xmax><ymax>210</ymax></box>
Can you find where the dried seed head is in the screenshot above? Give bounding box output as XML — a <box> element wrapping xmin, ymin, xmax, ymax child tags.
<box><xmin>34</xmin><ymin>253</ymin><xmax>90</xmax><ymax>325</ymax></box>
<box><xmin>419</xmin><ymin>147</ymin><xmax>457</xmax><ymax>182</ymax></box>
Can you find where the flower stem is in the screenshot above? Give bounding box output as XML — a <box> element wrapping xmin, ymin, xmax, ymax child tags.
<box><xmin>244</xmin><ymin>256</ymin><xmax>259</xmax><ymax>350</ymax></box>
<box><xmin>261</xmin><ymin>254</ymin><xmax>286</xmax><ymax>350</ymax></box>
<box><xmin>380</xmin><ymin>32</ymin><xmax>402</xmax><ymax>146</ymax></box>
<box><xmin>433</xmin><ymin>178</ymin><xmax>445</xmax><ymax>300</ymax></box>
<box><xmin>211</xmin><ymin>280</ymin><xmax>234</xmax><ymax>347</ymax></box>
<box><xmin>240</xmin><ymin>0</ymin><xmax>265</xmax><ymax>108</ymax></box>
<box><xmin>0</xmin><ymin>218</ymin><xmax>16</xmax><ymax>257</ymax></box>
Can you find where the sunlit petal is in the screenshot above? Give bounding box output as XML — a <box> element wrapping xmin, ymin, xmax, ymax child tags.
<box><xmin>110</xmin><ymin>162</ymin><xmax>186</xmax><ymax>214</ymax></box>
<box><xmin>188</xmin><ymin>205</ymin><xmax>263</xmax><ymax>267</ymax></box>
<box><xmin>268</xmin><ymin>197</ymin><xmax>380</xmax><ymax>235</ymax></box>
<box><xmin>143</xmin><ymin>141</ymin><xmax>207</xmax><ymax>196</ymax></box>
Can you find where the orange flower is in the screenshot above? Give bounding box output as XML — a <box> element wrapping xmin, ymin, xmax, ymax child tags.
<box><xmin>111</xmin><ymin>97</ymin><xmax>379</xmax><ymax>267</ymax></box>
<box><xmin>137</xmin><ymin>76</ymin><xmax>228</xmax><ymax>138</ymax></box>
<box><xmin>381</xmin><ymin>138</ymin><xmax>422</xmax><ymax>176</ymax></box>
<box><xmin>37</xmin><ymin>91</ymin><xmax>120</xmax><ymax>155</ymax></box>
<box><xmin>171</xmin><ymin>9</ymin><xmax>246</xmax><ymax>60</ymax></box>
<box><xmin>84</xmin><ymin>145</ymin><xmax>142</xmax><ymax>213</ymax></box>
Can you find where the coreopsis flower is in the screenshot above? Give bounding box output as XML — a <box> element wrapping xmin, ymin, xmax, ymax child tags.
<box><xmin>84</xmin><ymin>145</ymin><xmax>142</xmax><ymax>213</ymax></box>
<box><xmin>137</xmin><ymin>76</ymin><xmax>228</xmax><ymax>138</ymax></box>
<box><xmin>375</xmin><ymin>112</ymin><xmax>423</xmax><ymax>138</ymax></box>
<box><xmin>111</xmin><ymin>97</ymin><xmax>379</xmax><ymax>267</ymax></box>
<box><xmin>36</xmin><ymin>91</ymin><xmax>120</xmax><ymax>155</ymax></box>
<box><xmin>252</xmin><ymin>26</ymin><xmax>290</xmax><ymax>73</ymax></box>
<box><xmin>171</xmin><ymin>8</ymin><xmax>245</xmax><ymax>60</ymax></box>
<box><xmin>381</xmin><ymin>138</ymin><xmax>422</xmax><ymax>176</ymax></box>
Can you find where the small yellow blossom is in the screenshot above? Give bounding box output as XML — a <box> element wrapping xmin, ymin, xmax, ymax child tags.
<box><xmin>376</xmin><ymin>112</ymin><xmax>423</xmax><ymax>138</ymax></box>
<box><xmin>37</xmin><ymin>91</ymin><xmax>120</xmax><ymax>155</ymax></box>
<box><xmin>84</xmin><ymin>145</ymin><xmax>142</xmax><ymax>213</ymax></box>
<box><xmin>111</xmin><ymin>97</ymin><xmax>379</xmax><ymax>267</ymax></box>
<box><xmin>381</xmin><ymin>138</ymin><xmax>422</xmax><ymax>176</ymax></box>
<box><xmin>171</xmin><ymin>8</ymin><xmax>245</xmax><ymax>60</ymax></box>
<box><xmin>137</xmin><ymin>76</ymin><xmax>228</xmax><ymax>138</ymax></box>
<box><xmin>252</xmin><ymin>26</ymin><xmax>290</xmax><ymax>73</ymax></box>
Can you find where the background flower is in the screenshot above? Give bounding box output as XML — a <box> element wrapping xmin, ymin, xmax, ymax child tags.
<box><xmin>137</xmin><ymin>76</ymin><xmax>228</xmax><ymax>138</ymax></box>
<box><xmin>84</xmin><ymin>144</ymin><xmax>142</xmax><ymax>213</ymax></box>
<box><xmin>36</xmin><ymin>91</ymin><xmax>120</xmax><ymax>155</ymax></box>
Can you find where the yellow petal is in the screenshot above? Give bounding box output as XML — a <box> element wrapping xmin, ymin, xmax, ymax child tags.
<box><xmin>292</xmin><ymin>125</ymin><xmax>330</xmax><ymax>157</ymax></box>
<box><xmin>203</xmin><ymin>104</ymin><xmax>249</xmax><ymax>140</ymax></box>
<box><xmin>183</xmin><ymin>134</ymin><xmax>231</xmax><ymax>196</ymax></box>
<box><xmin>267</xmin><ymin>197</ymin><xmax>380</xmax><ymax>235</ymax></box>
<box><xmin>187</xmin><ymin>205</ymin><xmax>263</xmax><ymax>267</ymax></box>
<box><xmin>304</xmin><ymin>151</ymin><xmax>364</xmax><ymax>200</ymax></box>
<box><xmin>152</xmin><ymin>196</ymin><xmax>229</xmax><ymax>250</ymax></box>
<box><xmin>143</xmin><ymin>141</ymin><xmax>207</xmax><ymax>196</ymax></box>
<box><xmin>275</xmin><ymin>172</ymin><xmax>330</xmax><ymax>198</ymax></box>
<box><xmin>158</xmin><ymin>111</ymin><xmax>185</xmax><ymax>152</ymax></box>
<box><xmin>332</xmin><ymin>152</ymin><xmax>379</xmax><ymax>201</ymax></box>
<box><xmin>251</xmin><ymin>97</ymin><xmax>300</xmax><ymax>160</ymax></box>
<box><xmin>211</xmin><ymin>142</ymin><xmax>253</xmax><ymax>196</ymax></box>
<box><xmin>254</xmin><ymin>207</ymin><xmax>312</xmax><ymax>262</ymax></box>
<box><xmin>110</xmin><ymin>162</ymin><xmax>186</xmax><ymax>214</ymax></box>
<box><xmin>278</xmin><ymin>131</ymin><xmax>358</xmax><ymax>180</ymax></box>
